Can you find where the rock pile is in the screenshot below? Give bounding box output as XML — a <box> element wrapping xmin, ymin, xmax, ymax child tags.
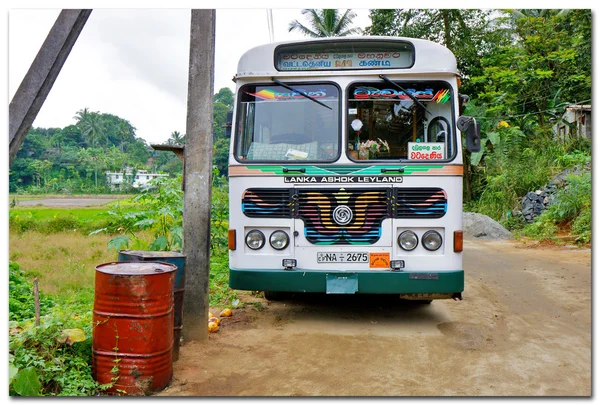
<box><xmin>463</xmin><ymin>212</ymin><xmax>513</xmax><ymax>240</ymax></box>
<box><xmin>517</xmin><ymin>164</ymin><xmax>590</xmax><ymax>223</ymax></box>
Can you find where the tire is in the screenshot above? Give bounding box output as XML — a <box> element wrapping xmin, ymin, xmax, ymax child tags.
<box><xmin>263</xmin><ymin>291</ymin><xmax>289</xmax><ymax>301</ymax></box>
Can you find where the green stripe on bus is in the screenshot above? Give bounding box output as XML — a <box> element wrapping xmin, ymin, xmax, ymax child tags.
<box><xmin>229</xmin><ymin>269</ymin><xmax>464</xmax><ymax>294</ymax></box>
<box><xmin>249</xmin><ymin>165</ymin><xmax>447</xmax><ymax>176</ymax></box>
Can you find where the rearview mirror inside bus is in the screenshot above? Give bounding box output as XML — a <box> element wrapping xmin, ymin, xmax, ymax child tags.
<box><xmin>458</xmin><ymin>115</ymin><xmax>481</xmax><ymax>153</ymax></box>
<box><xmin>224</xmin><ymin>110</ymin><xmax>233</xmax><ymax>138</ymax></box>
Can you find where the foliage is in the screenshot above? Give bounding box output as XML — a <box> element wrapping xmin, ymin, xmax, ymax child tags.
<box><xmin>10</xmin><ymin>85</ymin><xmax>235</xmax><ymax>193</ymax></box>
<box><xmin>471</xmin><ymin>10</ymin><xmax>591</xmax><ymax>129</ymax></box>
<box><xmin>367</xmin><ymin>9</ymin><xmax>511</xmax><ymax>96</ymax></box>
<box><xmin>520</xmin><ymin>172</ymin><xmax>591</xmax><ymax>244</ymax></box>
<box><xmin>289</xmin><ymin>9</ymin><xmax>362</xmax><ymax>37</ymax></box>
<box><xmin>95</xmin><ymin>176</ymin><xmax>184</xmax><ymax>251</ymax></box>
<box><xmin>9</xmin><ymin>263</ymin><xmax>102</xmax><ymax>396</ymax></box>
<box><xmin>9</xmin><ymin>262</ymin><xmax>54</xmax><ymax>322</ymax></box>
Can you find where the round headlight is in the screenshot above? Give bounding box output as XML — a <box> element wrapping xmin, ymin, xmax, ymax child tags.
<box><xmin>422</xmin><ymin>230</ymin><xmax>443</xmax><ymax>251</ymax></box>
<box><xmin>398</xmin><ymin>231</ymin><xmax>418</xmax><ymax>251</ymax></box>
<box><xmin>269</xmin><ymin>230</ymin><xmax>289</xmax><ymax>250</ymax></box>
<box><xmin>245</xmin><ymin>230</ymin><xmax>265</xmax><ymax>250</ymax></box>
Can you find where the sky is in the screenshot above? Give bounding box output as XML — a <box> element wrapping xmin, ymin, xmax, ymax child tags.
<box><xmin>7</xmin><ymin>7</ymin><xmax>372</xmax><ymax>146</ymax></box>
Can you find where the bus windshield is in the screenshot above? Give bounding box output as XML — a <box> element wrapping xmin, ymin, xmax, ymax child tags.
<box><xmin>347</xmin><ymin>81</ymin><xmax>455</xmax><ymax>161</ymax></box>
<box><xmin>235</xmin><ymin>83</ymin><xmax>340</xmax><ymax>162</ymax></box>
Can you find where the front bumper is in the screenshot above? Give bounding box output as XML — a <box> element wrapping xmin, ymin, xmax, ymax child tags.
<box><xmin>229</xmin><ymin>268</ymin><xmax>464</xmax><ymax>295</ymax></box>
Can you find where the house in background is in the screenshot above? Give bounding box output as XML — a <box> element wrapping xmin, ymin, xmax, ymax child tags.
<box><xmin>106</xmin><ymin>168</ymin><xmax>168</xmax><ymax>190</ymax></box>
<box><xmin>553</xmin><ymin>105</ymin><xmax>592</xmax><ymax>141</ymax></box>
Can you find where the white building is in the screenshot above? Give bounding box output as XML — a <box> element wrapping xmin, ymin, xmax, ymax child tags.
<box><xmin>106</xmin><ymin>168</ymin><xmax>168</xmax><ymax>190</ymax></box>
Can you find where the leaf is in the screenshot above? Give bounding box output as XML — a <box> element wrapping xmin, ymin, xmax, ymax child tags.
<box><xmin>470</xmin><ymin>149</ymin><xmax>485</xmax><ymax>166</ymax></box>
<box><xmin>58</xmin><ymin>328</ymin><xmax>86</xmax><ymax>345</ymax></box>
<box><xmin>487</xmin><ymin>131</ymin><xmax>500</xmax><ymax>146</ymax></box>
<box><xmin>12</xmin><ymin>367</ymin><xmax>41</xmax><ymax>396</ymax></box>
<box><xmin>88</xmin><ymin>227</ymin><xmax>107</xmax><ymax>236</ymax></box>
<box><xmin>149</xmin><ymin>235</ymin><xmax>168</xmax><ymax>251</ymax></box>
<box><xmin>134</xmin><ymin>218</ymin><xmax>157</xmax><ymax>228</ymax></box>
<box><xmin>108</xmin><ymin>235</ymin><xmax>130</xmax><ymax>251</ymax></box>
<box><xmin>9</xmin><ymin>363</ymin><xmax>19</xmax><ymax>383</ymax></box>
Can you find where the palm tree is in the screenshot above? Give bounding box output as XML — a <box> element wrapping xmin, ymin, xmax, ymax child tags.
<box><xmin>79</xmin><ymin>113</ymin><xmax>105</xmax><ymax>148</ymax></box>
<box><xmin>73</xmin><ymin>107</ymin><xmax>90</xmax><ymax>124</ymax></box>
<box><xmin>168</xmin><ymin>131</ymin><xmax>185</xmax><ymax>146</ymax></box>
<box><xmin>289</xmin><ymin>9</ymin><xmax>362</xmax><ymax>38</ymax></box>
<box><xmin>508</xmin><ymin>9</ymin><xmax>570</xmax><ymax>21</ymax></box>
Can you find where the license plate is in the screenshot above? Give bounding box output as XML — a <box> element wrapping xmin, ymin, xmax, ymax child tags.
<box><xmin>317</xmin><ymin>252</ymin><xmax>368</xmax><ymax>263</ymax></box>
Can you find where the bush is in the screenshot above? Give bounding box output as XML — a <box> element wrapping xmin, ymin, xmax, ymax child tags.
<box><xmin>9</xmin><ymin>262</ymin><xmax>54</xmax><ymax>322</ymax></box>
<box><xmin>9</xmin><ymin>263</ymin><xmax>104</xmax><ymax>396</ymax></box>
<box><xmin>521</xmin><ymin>172</ymin><xmax>591</xmax><ymax>243</ymax></box>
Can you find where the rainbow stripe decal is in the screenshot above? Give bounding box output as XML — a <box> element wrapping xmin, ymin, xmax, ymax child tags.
<box><xmin>432</xmin><ymin>89</ymin><xmax>451</xmax><ymax>103</ymax></box>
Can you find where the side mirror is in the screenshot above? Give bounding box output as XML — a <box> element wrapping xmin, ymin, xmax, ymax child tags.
<box><xmin>457</xmin><ymin>116</ymin><xmax>480</xmax><ymax>153</ymax></box>
<box><xmin>224</xmin><ymin>110</ymin><xmax>233</xmax><ymax>138</ymax></box>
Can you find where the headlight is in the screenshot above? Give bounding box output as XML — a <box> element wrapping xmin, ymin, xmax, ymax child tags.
<box><xmin>398</xmin><ymin>231</ymin><xmax>418</xmax><ymax>251</ymax></box>
<box><xmin>422</xmin><ymin>230</ymin><xmax>443</xmax><ymax>251</ymax></box>
<box><xmin>269</xmin><ymin>230</ymin><xmax>289</xmax><ymax>250</ymax></box>
<box><xmin>245</xmin><ymin>230</ymin><xmax>265</xmax><ymax>250</ymax></box>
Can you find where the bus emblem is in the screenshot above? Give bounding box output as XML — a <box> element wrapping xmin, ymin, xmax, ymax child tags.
<box><xmin>332</xmin><ymin>205</ymin><xmax>353</xmax><ymax>226</ymax></box>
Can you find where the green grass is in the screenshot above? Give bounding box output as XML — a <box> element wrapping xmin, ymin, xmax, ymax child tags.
<box><xmin>11</xmin><ymin>207</ymin><xmax>108</xmax><ymax>220</ymax></box>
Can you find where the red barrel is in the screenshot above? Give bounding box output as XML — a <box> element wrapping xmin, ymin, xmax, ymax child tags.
<box><xmin>92</xmin><ymin>262</ymin><xmax>177</xmax><ymax>396</ymax></box>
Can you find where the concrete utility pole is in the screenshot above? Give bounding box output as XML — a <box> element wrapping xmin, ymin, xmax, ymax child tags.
<box><xmin>9</xmin><ymin>9</ymin><xmax>92</xmax><ymax>165</ymax></box>
<box><xmin>182</xmin><ymin>9</ymin><xmax>216</xmax><ymax>341</ymax></box>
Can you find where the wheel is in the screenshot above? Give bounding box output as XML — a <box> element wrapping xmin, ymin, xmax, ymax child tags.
<box><xmin>263</xmin><ymin>291</ymin><xmax>289</xmax><ymax>301</ymax></box>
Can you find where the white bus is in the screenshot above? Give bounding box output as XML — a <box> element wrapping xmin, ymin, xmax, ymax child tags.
<box><xmin>225</xmin><ymin>36</ymin><xmax>480</xmax><ymax>301</ymax></box>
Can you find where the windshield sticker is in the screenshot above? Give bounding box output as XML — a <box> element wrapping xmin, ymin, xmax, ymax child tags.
<box><xmin>246</xmin><ymin>88</ymin><xmax>328</xmax><ymax>100</ymax></box>
<box><xmin>408</xmin><ymin>142</ymin><xmax>445</xmax><ymax>160</ymax></box>
<box><xmin>353</xmin><ymin>87</ymin><xmax>437</xmax><ymax>101</ymax></box>
<box><xmin>432</xmin><ymin>89</ymin><xmax>451</xmax><ymax>103</ymax></box>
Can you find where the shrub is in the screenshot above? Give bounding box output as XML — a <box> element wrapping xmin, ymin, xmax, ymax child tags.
<box><xmin>9</xmin><ymin>263</ymin><xmax>103</xmax><ymax>396</ymax></box>
<box><xmin>9</xmin><ymin>262</ymin><xmax>54</xmax><ymax>322</ymax></box>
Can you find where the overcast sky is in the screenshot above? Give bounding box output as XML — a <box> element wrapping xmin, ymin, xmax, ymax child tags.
<box><xmin>7</xmin><ymin>8</ymin><xmax>372</xmax><ymax>145</ymax></box>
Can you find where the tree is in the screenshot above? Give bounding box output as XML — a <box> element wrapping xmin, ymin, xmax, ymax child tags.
<box><xmin>289</xmin><ymin>9</ymin><xmax>362</xmax><ymax>37</ymax></box>
<box><xmin>168</xmin><ymin>131</ymin><xmax>185</xmax><ymax>146</ymax></box>
<box><xmin>367</xmin><ymin>9</ymin><xmax>511</xmax><ymax>97</ymax></box>
<box><xmin>73</xmin><ymin>107</ymin><xmax>90</xmax><ymax>124</ymax></box>
<box><xmin>213</xmin><ymin>87</ymin><xmax>233</xmax><ymax>108</ymax></box>
<box><xmin>471</xmin><ymin>10</ymin><xmax>591</xmax><ymax>130</ymax></box>
<box><xmin>77</xmin><ymin>112</ymin><xmax>106</xmax><ymax>148</ymax></box>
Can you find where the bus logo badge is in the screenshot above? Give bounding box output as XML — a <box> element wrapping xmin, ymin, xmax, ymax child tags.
<box><xmin>333</xmin><ymin>205</ymin><xmax>353</xmax><ymax>226</ymax></box>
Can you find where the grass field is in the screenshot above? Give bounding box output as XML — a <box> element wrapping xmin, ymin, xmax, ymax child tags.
<box><xmin>9</xmin><ymin>230</ymin><xmax>120</xmax><ymax>296</ymax></box>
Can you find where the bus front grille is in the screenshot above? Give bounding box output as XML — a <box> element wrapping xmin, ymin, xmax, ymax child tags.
<box><xmin>297</xmin><ymin>188</ymin><xmax>390</xmax><ymax>245</ymax></box>
<box><xmin>242</xmin><ymin>189</ymin><xmax>293</xmax><ymax>218</ymax></box>
<box><xmin>393</xmin><ymin>188</ymin><xmax>447</xmax><ymax>218</ymax></box>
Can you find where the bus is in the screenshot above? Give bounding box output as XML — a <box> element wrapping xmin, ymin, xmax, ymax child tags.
<box><xmin>225</xmin><ymin>36</ymin><xmax>480</xmax><ymax>302</ymax></box>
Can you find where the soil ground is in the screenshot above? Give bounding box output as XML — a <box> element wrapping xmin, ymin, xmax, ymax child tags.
<box><xmin>15</xmin><ymin>196</ymin><xmax>128</xmax><ymax>207</ymax></box>
<box><xmin>159</xmin><ymin>239</ymin><xmax>591</xmax><ymax>397</ymax></box>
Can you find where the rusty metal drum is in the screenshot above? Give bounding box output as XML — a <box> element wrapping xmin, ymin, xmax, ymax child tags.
<box><xmin>92</xmin><ymin>261</ymin><xmax>177</xmax><ymax>395</ymax></box>
<box><xmin>118</xmin><ymin>250</ymin><xmax>186</xmax><ymax>361</ymax></box>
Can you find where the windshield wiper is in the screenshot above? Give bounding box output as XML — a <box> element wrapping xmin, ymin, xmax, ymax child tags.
<box><xmin>379</xmin><ymin>74</ymin><xmax>432</xmax><ymax>116</ymax></box>
<box><xmin>271</xmin><ymin>78</ymin><xmax>332</xmax><ymax>110</ymax></box>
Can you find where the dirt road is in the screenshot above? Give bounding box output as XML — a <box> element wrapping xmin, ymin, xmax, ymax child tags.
<box><xmin>160</xmin><ymin>239</ymin><xmax>591</xmax><ymax>397</ymax></box>
<box><xmin>16</xmin><ymin>196</ymin><xmax>127</xmax><ymax>207</ymax></box>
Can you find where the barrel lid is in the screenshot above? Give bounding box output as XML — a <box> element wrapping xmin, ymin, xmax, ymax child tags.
<box><xmin>96</xmin><ymin>261</ymin><xmax>178</xmax><ymax>275</ymax></box>
<box><xmin>119</xmin><ymin>250</ymin><xmax>186</xmax><ymax>259</ymax></box>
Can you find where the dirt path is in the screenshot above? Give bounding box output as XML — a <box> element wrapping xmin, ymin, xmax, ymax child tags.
<box><xmin>16</xmin><ymin>196</ymin><xmax>127</xmax><ymax>207</ymax></box>
<box><xmin>159</xmin><ymin>239</ymin><xmax>591</xmax><ymax>396</ymax></box>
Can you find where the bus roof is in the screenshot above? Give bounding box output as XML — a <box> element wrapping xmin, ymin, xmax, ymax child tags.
<box><xmin>235</xmin><ymin>36</ymin><xmax>458</xmax><ymax>80</ymax></box>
